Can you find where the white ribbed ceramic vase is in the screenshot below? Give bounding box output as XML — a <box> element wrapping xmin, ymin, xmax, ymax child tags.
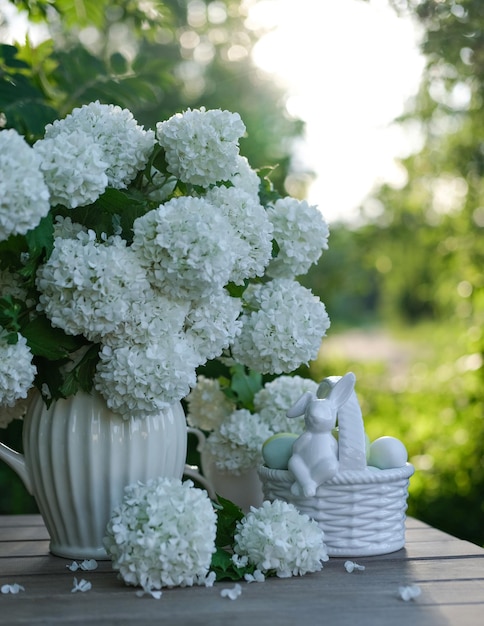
<box><xmin>22</xmin><ymin>391</ymin><xmax>187</xmax><ymax>560</ymax></box>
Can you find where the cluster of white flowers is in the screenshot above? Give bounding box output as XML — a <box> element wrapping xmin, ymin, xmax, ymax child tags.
<box><xmin>254</xmin><ymin>375</ymin><xmax>318</xmax><ymax>433</ymax></box>
<box><xmin>132</xmin><ymin>196</ymin><xmax>241</xmax><ymax>297</ymax></box>
<box><xmin>157</xmin><ymin>107</ymin><xmax>245</xmax><ymax>186</ymax></box>
<box><xmin>232</xmin><ymin>279</ymin><xmax>331</xmax><ymax>374</ymax></box>
<box><xmin>0</xmin><ymin>103</ymin><xmax>332</xmax><ymax>422</ymax></box>
<box><xmin>34</xmin><ymin>102</ymin><xmax>154</xmax><ymax>209</ymax></box>
<box><xmin>0</xmin><ymin>331</ymin><xmax>37</xmax><ymax>410</ymax></box>
<box><xmin>266</xmin><ymin>198</ymin><xmax>329</xmax><ymax>278</ymax></box>
<box><xmin>204</xmin><ymin>185</ymin><xmax>273</xmax><ymax>284</ymax></box>
<box><xmin>185</xmin><ymin>376</ymin><xmax>234</xmax><ymax>431</ymax></box>
<box><xmin>204</xmin><ymin>410</ymin><xmax>273</xmax><ymax>474</ymax></box>
<box><xmin>36</xmin><ymin>231</ymin><xmax>151</xmax><ymax>342</ymax></box>
<box><xmin>186</xmin><ymin>375</ymin><xmax>319</xmax><ymax>474</ymax></box>
<box><xmin>104</xmin><ymin>477</ymin><xmax>217</xmax><ymax>592</ymax></box>
<box><xmin>94</xmin><ymin>335</ymin><xmax>200</xmax><ymax>418</ymax></box>
<box><xmin>232</xmin><ymin>500</ymin><xmax>328</xmax><ymax>577</ymax></box>
<box><xmin>33</xmin><ymin>130</ymin><xmax>109</xmax><ymax>209</ymax></box>
<box><xmin>0</xmin><ymin>130</ymin><xmax>50</xmax><ymax>240</ymax></box>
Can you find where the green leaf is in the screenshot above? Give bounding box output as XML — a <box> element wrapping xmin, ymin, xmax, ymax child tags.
<box><xmin>229</xmin><ymin>364</ymin><xmax>263</xmax><ymax>410</ymax></box>
<box><xmin>214</xmin><ymin>494</ymin><xmax>244</xmax><ymax>549</ymax></box>
<box><xmin>210</xmin><ymin>548</ymin><xmax>253</xmax><ymax>581</ymax></box>
<box><xmin>63</xmin><ymin>188</ymin><xmax>152</xmax><ymax>240</ymax></box>
<box><xmin>110</xmin><ymin>52</ymin><xmax>128</xmax><ymax>75</ymax></box>
<box><xmin>25</xmin><ymin>214</ymin><xmax>54</xmax><ymax>258</ymax></box>
<box><xmin>59</xmin><ymin>343</ymin><xmax>100</xmax><ymax>397</ymax></box>
<box><xmin>21</xmin><ymin>315</ymin><xmax>83</xmax><ymax>360</ymax></box>
<box><xmin>0</xmin><ymin>296</ymin><xmax>24</xmax><ymax>333</ymax></box>
<box><xmin>225</xmin><ymin>281</ymin><xmax>248</xmax><ymax>299</ymax></box>
<box><xmin>32</xmin><ymin>356</ymin><xmax>65</xmax><ymax>406</ymax></box>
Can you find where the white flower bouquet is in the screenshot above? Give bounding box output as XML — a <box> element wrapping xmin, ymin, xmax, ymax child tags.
<box><xmin>0</xmin><ymin>101</ymin><xmax>330</xmax><ymax>424</ymax></box>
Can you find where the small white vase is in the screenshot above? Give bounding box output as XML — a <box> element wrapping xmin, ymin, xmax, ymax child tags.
<box><xmin>0</xmin><ymin>390</ymin><xmax>187</xmax><ymax>560</ymax></box>
<box><xmin>187</xmin><ymin>428</ymin><xmax>264</xmax><ymax>512</ymax></box>
<box><xmin>200</xmin><ymin>448</ymin><xmax>264</xmax><ymax>513</ymax></box>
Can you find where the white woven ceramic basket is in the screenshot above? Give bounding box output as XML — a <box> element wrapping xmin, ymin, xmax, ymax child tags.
<box><xmin>258</xmin><ymin>463</ymin><xmax>414</xmax><ymax>557</ymax></box>
<box><xmin>258</xmin><ymin>374</ymin><xmax>415</xmax><ymax>557</ymax></box>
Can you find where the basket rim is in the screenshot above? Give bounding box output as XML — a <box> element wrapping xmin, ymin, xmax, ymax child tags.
<box><xmin>258</xmin><ymin>463</ymin><xmax>415</xmax><ymax>486</ymax></box>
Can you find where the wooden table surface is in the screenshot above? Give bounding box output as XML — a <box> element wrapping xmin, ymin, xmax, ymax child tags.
<box><xmin>0</xmin><ymin>515</ymin><xmax>483</xmax><ymax>625</ymax></box>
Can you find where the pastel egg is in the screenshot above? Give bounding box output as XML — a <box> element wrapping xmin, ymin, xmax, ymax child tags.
<box><xmin>262</xmin><ymin>433</ymin><xmax>299</xmax><ymax>470</ymax></box>
<box><xmin>368</xmin><ymin>436</ymin><xmax>408</xmax><ymax>470</ymax></box>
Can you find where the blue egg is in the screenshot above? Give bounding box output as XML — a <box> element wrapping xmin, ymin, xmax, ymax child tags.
<box><xmin>262</xmin><ymin>433</ymin><xmax>299</xmax><ymax>470</ymax></box>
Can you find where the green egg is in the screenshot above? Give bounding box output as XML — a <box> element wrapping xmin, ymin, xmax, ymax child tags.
<box><xmin>262</xmin><ymin>432</ymin><xmax>299</xmax><ymax>470</ymax></box>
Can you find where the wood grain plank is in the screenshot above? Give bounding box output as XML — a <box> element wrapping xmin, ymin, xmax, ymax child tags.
<box><xmin>0</xmin><ymin>577</ymin><xmax>470</xmax><ymax>626</ymax></box>
<box><xmin>0</xmin><ymin>540</ymin><xmax>51</xmax><ymax>557</ymax></box>
<box><xmin>0</xmin><ymin>516</ymin><xmax>482</xmax><ymax>626</ymax></box>
<box><xmin>0</xmin><ymin>526</ymin><xmax>50</xmax><ymax>542</ymax></box>
<box><xmin>0</xmin><ymin>515</ymin><xmax>44</xmax><ymax>528</ymax></box>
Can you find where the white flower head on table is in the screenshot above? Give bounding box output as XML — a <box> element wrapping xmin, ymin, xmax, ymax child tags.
<box><xmin>0</xmin><ymin>101</ymin><xmax>330</xmax><ymax>424</ymax></box>
<box><xmin>104</xmin><ymin>477</ymin><xmax>217</xmax><ymax>592</ymax></box>
<box><xmin>232</xmin><ymin>500</ymin><xmax>328</xmax><ymax>577</ymax></box>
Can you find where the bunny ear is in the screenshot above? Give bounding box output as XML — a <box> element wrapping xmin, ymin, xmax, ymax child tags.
<box><xmin>317</xmin><ymin>376</ymin><xmax>340</xmax><ymax>399</ymax></box>
<box><xmin>286</xmin><ymin>391</ymin><xmax>313</xmax><ymax>418</ymax></box>
<box><xmin>329</xmin><ymin>372</ymin><xmax>356</xmax><ymax>408</ymax></box>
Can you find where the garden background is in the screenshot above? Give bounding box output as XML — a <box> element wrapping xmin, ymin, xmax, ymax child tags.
<box><xmin>0</xmin><ymin>0</ymin><xmax>482</xmax><ymax>547</ymax></box>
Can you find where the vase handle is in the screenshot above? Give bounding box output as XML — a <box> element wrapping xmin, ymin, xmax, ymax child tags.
<box><xmin>185</xmin><ymin>427</ymin><xmax>217</xmax><ymax>500</ymax></box>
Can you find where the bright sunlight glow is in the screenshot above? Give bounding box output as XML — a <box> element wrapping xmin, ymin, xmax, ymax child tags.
<box><xmin>249</xmin><ymin>0</ymin><xmax>425</xmax><ymax>223</ymax></box>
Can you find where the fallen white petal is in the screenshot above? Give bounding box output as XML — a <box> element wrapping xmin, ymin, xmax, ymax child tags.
<box><xmin>220</xmin><ymin>584</ymin><xmax>242</xmax><ymax>600</ymax></box>
<box><xmin>244</xmin><ymin>569</ymin><xmax>265</xmax><ymax>583</ymax></box>
<box><xmin>71</xmin><ymin>577</ymin><xmax>92</xmax><ymax>593</ymax></box>
<box><xmin>80</xmin><ymin>559</ymin><xmax>98</xmax><ymax>571</ymax></box>
<box><xmin>136</xmin><ymin>589</ymin><xmax>163</xmax><ymax>600</ymax></box>
<box><xmin>344</xmin><ymin>561</ymin><xmax>366</xmax><ymax>573</ymax></box>
<box><xmin>1</xmin><ymin>583</ymin><xmax>25</xmax><ymax>594</ymax></box>
<box><xmin>398</xmin><ymin>585</ymin><xmax>421</xmax><ymax>601</ymax></box>
<box><xmin>67</xmin><ymin>561</ymin><xmax>80</xmax><ymax>572</ymax></box>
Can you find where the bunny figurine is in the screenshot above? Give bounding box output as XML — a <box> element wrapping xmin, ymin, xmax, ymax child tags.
<box><xmin>286</xmin><ymin>372</ymin><xmax>356</xmax><ymax>497</ymax></box>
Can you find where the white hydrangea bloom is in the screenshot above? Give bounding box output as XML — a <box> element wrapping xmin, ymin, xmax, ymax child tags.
<box><xmin>44</xmin><ymin>101</ymin><xmax>156</xmax><ymax>189</ymax></box>
<box><xmin>53</xmin><ymin>215</ymin><xmax>88</xmax><ymax>239</ymax></box>
<box><xmin>232</xmin><ymin>500</ymin><xmax>328</xmax><ymax>577</ymax></box>
<box><xmin>104</xmin><ymin>477</ymin><xmax>217</xmax><ymax>591</ymax></box>
<box><xmin>230</xmin><ymin>156</ymin><xmax>261</xmax><ymax>199</ymax></box>
<box><xmin>131</xmin><ymin>197</ymin><xmax>240</xmax><ymax>298</ymax></box>
<box><xmin>204</xmin><ymin>185</ymin><xmax>273</xmax><ymax>284</ymax></box>
<box><xmin>205</xmin><ymin>410</ymin><xmax>272</xmax><ymax>474</ymax></box>
<box><xmin>185</xmin><ymin>376</ymin><xmax>235</xmax><ymax>431</ymax></box>
<box><xmin>231</xmin><ymin>279</ymin><xmax>331</xmax><ymax>374</ymax></box>
<box><xmin>34</xmin><ymin>130</ymin><xmax>109</xmax><ymax>208</ymax></box>
<box><xmin>36</xmin><ymin>231</ymin><xmax>151</xmax><ymax>342</ymax></box>
<box><xmin>103</xmin><ymin>288</ymin><xmax>189</xmax><ymax>347</ymax></box>
<box><xmin>266</xmin><ymin>197</ymin><xmax>329</xmax><ymax>279</ymax></box>
<box><xmin>0</xmin><ymin>331</ymin><xmax>36</xmax><ymax>411</ymax></box>
<box><xmin>0</xmin><ymin>129</ymin><xmax>50</xmax><ymax>240</ymax></box>
<box><xmin>156</xmin><ymin>107</ymin><xmax>245</xmax><ymax>186</ymax></box>
<box><xmin>184</xmin><ymin>289</ymin><xmax>242</xmax><ymax>361</ymax></box>
<box><xmin>254</xmin><ymin>375</ymin><xmax>319</xmax><ymax>433</ymax></box>
<box><xmin>94</xmin><ymin>335</ymin><xmax>200</xmax><ymax>419</ymax></box>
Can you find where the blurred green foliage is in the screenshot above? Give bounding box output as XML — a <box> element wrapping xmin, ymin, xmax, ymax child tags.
<box><xmin>305</xmin><ymin>0</ymin><xmax>483</xmax><ymax>545</ymax></box>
